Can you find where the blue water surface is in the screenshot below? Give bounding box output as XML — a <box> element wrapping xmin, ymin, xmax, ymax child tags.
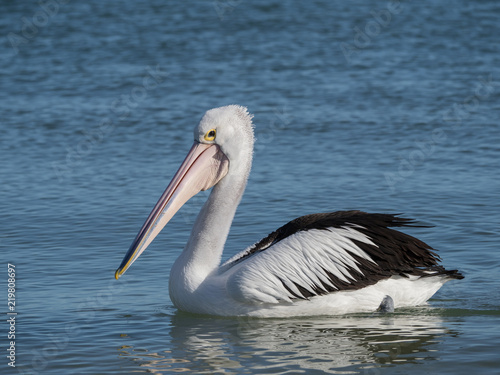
<box><xmin>1</xmin><ymin>1</ymin><xmax>499</xmax><ymax>374</ymax></box>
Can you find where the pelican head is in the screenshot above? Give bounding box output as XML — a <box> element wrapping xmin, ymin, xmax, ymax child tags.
<box><xmin>115</xmin><ymin>105</ymin><xmax>254</xmax><ymax>279</ymax></box>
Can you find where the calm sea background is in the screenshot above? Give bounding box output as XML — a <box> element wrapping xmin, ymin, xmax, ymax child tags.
<box><xmin>1</xmin><ymin>1</ymin><xmax>500</xmax><ymax>374</ymax></box>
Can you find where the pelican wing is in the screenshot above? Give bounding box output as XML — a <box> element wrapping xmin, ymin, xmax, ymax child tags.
<box><xmin>222</xmin><ymin>211</ymin><xmax>462</xmax><ymax>304</ymax></box>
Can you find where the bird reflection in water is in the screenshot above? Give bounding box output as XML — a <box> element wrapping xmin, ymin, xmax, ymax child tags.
<box><xmin>117</xmin><ymin>307</ymin><xmax>458</xmax><ymax>374</ymax></box>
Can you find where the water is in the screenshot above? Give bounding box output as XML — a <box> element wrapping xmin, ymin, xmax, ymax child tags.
<box><xmin>1</xmin><ymin>0</ymin><xmax>499</xmax><ymax>374</ymax></box>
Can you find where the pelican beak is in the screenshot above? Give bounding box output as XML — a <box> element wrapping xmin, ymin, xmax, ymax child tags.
<box><xmin>115</xmin><ymin>142</ymin><xmax>229</xmax><ymax>279</ymax></box>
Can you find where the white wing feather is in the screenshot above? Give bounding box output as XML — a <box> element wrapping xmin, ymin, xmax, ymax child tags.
<box><xmin>224</xmin><ymin>226</ymin><xmax>378</xmax><ymax>304</ymax></box>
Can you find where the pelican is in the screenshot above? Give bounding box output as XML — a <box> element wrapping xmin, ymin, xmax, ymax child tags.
<box><xmin>115</xmin><ymin>105</ymin><xmax>463</xmax><ymax>317</ymax></box>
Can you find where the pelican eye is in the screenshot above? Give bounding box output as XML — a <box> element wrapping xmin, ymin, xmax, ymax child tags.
<box><xmin>204</xmin><ymin>129</ymin><xmax>216</xmax><ymax>141</ymax></box>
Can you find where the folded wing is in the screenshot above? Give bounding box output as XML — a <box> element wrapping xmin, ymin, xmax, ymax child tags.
<box><xmin>222</xmin><ymin>211</ymin><xmax>463</xmax><ymax>304</ymax></box>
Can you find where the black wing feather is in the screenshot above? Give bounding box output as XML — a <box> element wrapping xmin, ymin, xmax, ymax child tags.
<box><xmin>224</xmin><ymin>211</ymin><xmax>463</xmax><ymax>300</ymax></box>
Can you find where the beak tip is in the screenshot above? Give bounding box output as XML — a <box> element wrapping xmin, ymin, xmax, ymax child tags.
<box><xmin>114</xmin><ymin>268</ymin><xmax>122</xmax><ymax>280</ymax></box>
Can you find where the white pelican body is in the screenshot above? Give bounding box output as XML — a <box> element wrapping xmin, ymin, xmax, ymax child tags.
<box><xmin>115</xmin><ymin>105</ymin><xmax>463</xmax><ymax>317</ymax></box>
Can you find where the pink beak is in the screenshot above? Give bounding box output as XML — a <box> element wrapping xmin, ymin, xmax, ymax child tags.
<box><xmin>115</xmin><ymin>142</ymin><xmax>229</xmax><ymax>279</ymax></box>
